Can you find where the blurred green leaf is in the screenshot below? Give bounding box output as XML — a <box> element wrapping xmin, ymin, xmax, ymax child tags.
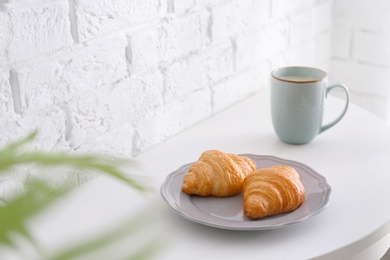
<box><xmin>0</xmin><ymin>180</ymin><xmax>67</xmax><ymax>248</ymax></box>
<box><xmin>0</xmin><ymin>131</ymin><xmax>161</xmax><ymax>259</ymax></box>
<box><xmin>0</xmin><ymin>131</ymin><xmax>38</xmax><ymax>172</ymax></box>
<box><xmin>0</xmin><ymin>131</ymin><xmax>147</xmax><ymax>192</ymax></box>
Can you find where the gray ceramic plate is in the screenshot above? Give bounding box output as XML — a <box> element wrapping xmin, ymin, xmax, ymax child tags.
<box><xmin>160</xmin><ymin>154</ymin><xmax>331</xmax><ymax>230</ymax></box>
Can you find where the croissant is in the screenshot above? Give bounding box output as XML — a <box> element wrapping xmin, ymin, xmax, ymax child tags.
<box><xmin>243</xmin><ymin>166</ymin><xmax>306</xmax><ymax>219</ymax></box>
<box><xmin>182</xmin><ymin>150</ymin><xmax>257</xmax><ymax>197</ymax></box>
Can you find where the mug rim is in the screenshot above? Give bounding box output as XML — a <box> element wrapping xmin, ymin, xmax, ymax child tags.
<box><xmin>272</xmin><ymin>66</ymin><xmax>327</xmax><ymax>83</ymax></box>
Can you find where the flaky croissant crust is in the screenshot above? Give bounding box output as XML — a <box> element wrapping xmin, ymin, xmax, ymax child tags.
<box><xmin>243</xmin><ymin>166</ymin><xmax>306</xmax><ymax>219</ymax></box>
<box><xmin>182</xmin><ymin>150</ymin><xmax>257</xmax><ymax>197</ymax></box>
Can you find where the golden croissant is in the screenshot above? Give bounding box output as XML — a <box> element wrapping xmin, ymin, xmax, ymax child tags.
<box><xmin>182</xmin><ymin>150</ymin><xmax>257</xmax><ymax>197</ymax></box>
<box><xmin>243</xmin><ymin>166</ymin><xmax>306</xmax><ymax>219</ymax></box>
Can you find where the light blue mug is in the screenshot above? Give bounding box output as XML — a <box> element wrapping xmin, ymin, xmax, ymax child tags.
<box><xmin>271</xmin><ymin>66</ymin><xmax>350</xmax><ymax>144</ymax></box>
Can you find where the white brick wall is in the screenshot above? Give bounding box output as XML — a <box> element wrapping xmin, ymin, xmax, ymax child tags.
<box><xmin>330</xmin><ymin>0</ymin><xmax>390</xmax><ymax>121</ymax></box>
<box><xmin>0</xmin><ymin>0</ymin><xmax>333</xmax><ymax>165</ymax></box>
<box><xmin>0</xmin><ymin>0</ymin><xmax>73</xmax><ymax>65</ymax></box>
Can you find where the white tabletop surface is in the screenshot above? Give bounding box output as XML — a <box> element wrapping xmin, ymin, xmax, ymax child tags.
<box><xmin>4</xmin><ymin>90</ymin><xmax>390</xmax><ymax>260</ymax></box>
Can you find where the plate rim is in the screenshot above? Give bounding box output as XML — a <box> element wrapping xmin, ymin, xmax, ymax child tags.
<box><xmin>160</xmin><ymin>154</ymin><xmax>332</xmax><ymax>230</ymax></box>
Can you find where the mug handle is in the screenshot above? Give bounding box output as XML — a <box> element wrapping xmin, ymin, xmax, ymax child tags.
<box><xmin>319</xmin><ymin>83</ymin><xmax>350</xmax><ymax>134</ymax></box>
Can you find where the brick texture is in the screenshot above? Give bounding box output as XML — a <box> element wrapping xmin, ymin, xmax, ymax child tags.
<box><xmin>331</xmin><ymin>0</ymin><xmax>390</xmax><ymax>121</ymax></box>
<box><xmin>0</xmin><ymin>0</ymin><xmax>334</xmax><ymax>160</ymax></box>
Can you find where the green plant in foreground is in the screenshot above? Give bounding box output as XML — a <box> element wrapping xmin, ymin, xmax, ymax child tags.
<box><xmin>0</xmin><ymin>131</ymin><xmax>162</xmax><ymax>260</ymax></box>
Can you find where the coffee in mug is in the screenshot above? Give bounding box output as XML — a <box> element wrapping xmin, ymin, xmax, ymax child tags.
<box><xmin>270</xmin><ymin>66</ymin><xmax>350</xmax><ymax>144</ymax></box>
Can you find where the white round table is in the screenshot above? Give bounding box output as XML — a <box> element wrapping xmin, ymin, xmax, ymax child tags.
<box><xmin>144</xmin><ymin>91</ymin><xmax>390</xmax><ymax>260</ymax></box>
<box><xmin>3</xmin><ymin>91</ymin><xmax>389</xmax><ymax>260</ymax></box>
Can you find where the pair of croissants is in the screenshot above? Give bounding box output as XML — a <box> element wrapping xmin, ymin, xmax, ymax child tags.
<box><xmin>182</xmin><ymin>150</ymin><xmax>306</xmax><ymax>219</ymax></box>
